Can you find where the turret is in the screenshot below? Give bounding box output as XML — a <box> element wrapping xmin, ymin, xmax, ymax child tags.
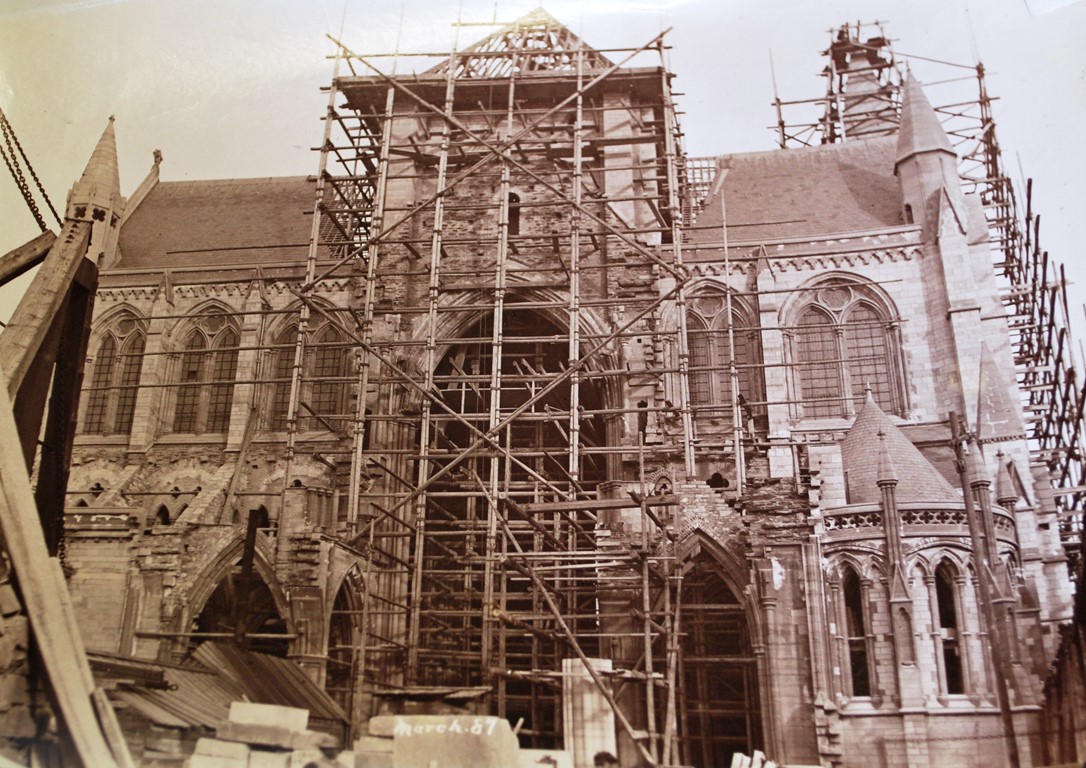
<box><xmin>893</xmin><ymin>75</ymin><xmax>963</xmax><ymax>235</ymax></box>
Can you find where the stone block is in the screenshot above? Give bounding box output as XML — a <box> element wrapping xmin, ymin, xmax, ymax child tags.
<box><xmin>194</xmin><ymin>737</ymin><xmax>251</xmax><ymax>761</ymax></box>
<box><xmin>390</xmin><ymin>715</ymin><xmax>519</xmax><ymax>768</ymax></box>
<box><xmin>0</xmin><ymin>703</ymin><xmax>37</xmax><ymax>739</ymax></box>
<box><xmin>229</xmin><ymin>702</ymin><xmax>308</xmax><ymax>733</ymax></box>
<box><xmin>353</xmin><ymin>751</ymin><xmax>393</xmax><ymax>768</ymax></box>
<box><xmin>353</xmin><ymin>735</ymin><xmax>392</xmax><ymax>754</ymax></box>
<box><xmin>0</xmin><ymin>673</ymin><xmax>30</xmax><ymax>707</ymax></box>
<box><xmin>188</xmin><ymin>755</ymin><xmax>248</xmax><ymax>768</ymax></box>
<box><xmin>217</xmin><ymin>720</ymin><xmax>294</xmax><ymax>749</ymax></box>
<box><xmin>365</xmin><ymin>717</ymin><xmax>397</xmax><ymax>738</ymax></box>
<box><xmin>247</xmin><ymin>749</ymin><xmax>291</xmax><ymax>768</ymax></box>
<box><xmin>288</xmin><ymin>750</ymin><xmax>330</xmax><ymax>767</ymax></box>
<box><xmin>291</xmin><ymin>730</ymin><xmax>339</xmax><ymax>751</ymax></box>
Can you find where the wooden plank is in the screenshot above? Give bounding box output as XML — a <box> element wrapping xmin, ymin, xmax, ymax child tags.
<box><xmin>0</xmin><ymin>230</ymin><xmax>56</xmax><ymax>286</ymax></box>
<box><xmin>522</xmin><ymin>493</ymin><xmax>679</xmax><ymax>514</ymax></box>
<box><xmin>92</xmin><ymin>688</ymin><xmax>137</xmax><ymax>768</ymax></box>
<box><xmin>0</xmin><ymin>371</ymin><xmax>119</xmax><ymax>767</ymax></box>
<box><xmin>0</xmin><ymin>219</ymin><xmax>91</xmax><ymax>397</ymax></box>
<box><xmin>34</xmin><ymin>258</ymin><xmax>97</xmax><ymax>553</ymax></box>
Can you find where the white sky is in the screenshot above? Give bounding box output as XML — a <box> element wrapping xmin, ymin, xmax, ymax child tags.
<box><xmin>1</xmin><ymin>0</ymin><xmax>1084</xmax><ymax>348</ymax></box>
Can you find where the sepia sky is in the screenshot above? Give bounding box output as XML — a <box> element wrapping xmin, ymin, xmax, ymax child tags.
<box><xmin>1</xmin><ymin>0</ymin><xmax>1084</xmax><ymax>345</ymax></box>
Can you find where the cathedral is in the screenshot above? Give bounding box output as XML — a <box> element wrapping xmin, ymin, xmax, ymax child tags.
<box><xmin>35</xmin><ymin>9</ymin><xmax>1081</xmax><ymax>767</ymax></box>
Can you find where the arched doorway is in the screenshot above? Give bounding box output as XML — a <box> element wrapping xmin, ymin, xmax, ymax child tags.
<box><xmin>192</xmin><ymin>563</ymin><xmax>290</xmax><ymax>657</ymax></box>
<box><xmin>327</xmin><ymin>574</ymin><xmax>362</xmax><ymax>719</ymax></box>
<box><xmin>412</xmin><ymin>304</ymin><xmax>607</xmax><ymax>747</ymax></box>
<box><xmin>677</xmin><ymin>550</ymin><xmax>763</xmax><ymax>766</ymax></box>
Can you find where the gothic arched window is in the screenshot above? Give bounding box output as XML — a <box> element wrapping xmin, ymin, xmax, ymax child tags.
<box><xmin>267</xmin><ymin>325</ymin><xmax>298</xmax><ymax>431</ymax></box>
<box><xmin>265</xmin><ymin>321</ymin><xmax>349</xmax><ymax>433</ymax></box>
<box><xmin>934</xmin><ymin>560</ymin><xmax>965</xmax><ymax>694</ymax></box>
<box><xmin>171</xmin><ymin>311</ymin><xmax>239</xmax><ymax>434</ymax></box>
<box><xmin>308</xmin><ymin>325</ymin><xmax>350</xmax><ymax>432</ymax></box>
<box><xmin>685</xmin><ymin>288</ymin><xmax>763</xmax><ymax>430</ymax></box>
<box><xmin>842</xmin><ymin>566</ymin><xmax>872</xmax><ymax>697</ymax></box>
<box><xmin>787</xmin><ymin>278</ymin><xmax>904</xmax><ymax>419</ymax></box>
<box><xmin>83</xmin><ymin>313</ymin><xmax>146</xmax><ymax>436</ymax></box>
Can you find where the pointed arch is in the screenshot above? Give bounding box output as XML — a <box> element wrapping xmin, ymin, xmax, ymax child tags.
<box><xmin>934</xmin><ymin>558</ymin><xmax>965</xmax><ymax>694</ymax></box>
<box><xmin>267</xmin><ymin>324</ymin><xmax>298</xmax><ymax>431</ymax></box>
<box><xmin>308</xmin><ymin>323</ymin><xmax>350</xmax><ymax>432</ymax></box>
<box><xmin>782</xmin><ymin>273</ymin><xmax>906</xmax><ymax>419</ymax></box>
<box><xmin>180</xmin><ymin>537</ymin><xmax>290</xmax><ymax>657</ymax></box>
<box><xmin>326</xmin><ymin>566</ymin><xmax>365</xmax><ymax>718</ymax></box>
<box><xmin>684</xmin><ymin>283</ymin><xmax>764</xmax><ymax>432</ymax></box>
<box><xmin>841</xmin><ymin>564</ymin><xmax>872</xmax><ymax>697</ymax></box>
<box><xmin>83</xmin><ymin>308</ymin><xmax>147</xmax><ymax>435</ymax></box>
<box><xmin>169</xmin><ymin>306</ymin><xmax>241</xmax><ymax>435</ymax></box>
<box><xmin>675</xmin><ymin>530</ymin><xmax>764</xmax><ymax>766</ymax></box>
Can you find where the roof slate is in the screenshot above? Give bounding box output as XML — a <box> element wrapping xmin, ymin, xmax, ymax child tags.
<box><xmin>116</xmin><ymin>176</ymin><xmax>315</xmax><ymax>269</ymax></box>
<box><xmin>840</xmin><ymin>394</ymin><xmax>960</xmax><ymax>505</ymax></box>
<box><xmin>692</xmin><ymin>136</ymin><xmax>904</xmax><ymax>246</ymax></box>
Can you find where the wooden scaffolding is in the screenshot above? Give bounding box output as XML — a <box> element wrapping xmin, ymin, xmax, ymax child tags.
<box><xmin>277</xmin><ymin>11</ymin><xmax>715</xmax><ymax>764</ymax></box>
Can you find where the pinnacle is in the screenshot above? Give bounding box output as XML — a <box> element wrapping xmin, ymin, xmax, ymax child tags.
<box><xmin>895</xmin><ymin>74</ymin><xmax>955</xmax><ymax>168</ymax></box>
<box><xmin>69</xmin><ymin>117</ymin><xmax>122</xmax><ymax>213</ymax></box>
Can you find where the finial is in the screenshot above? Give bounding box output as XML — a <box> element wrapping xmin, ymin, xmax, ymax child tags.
<box><xmin>876</xmin><ymin>429</ymin><xmax>898</xmax><ymax>487</ymax></box>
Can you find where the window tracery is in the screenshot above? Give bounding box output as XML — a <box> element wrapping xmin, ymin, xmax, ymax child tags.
<box><xmin>787</xmin><ymin>278</ymin><xmax>904</xmax><ymax>418</ymax></box>
<box><xmin>170</xmin><ymin>311</ymin><xmax>239</xmax><ymax>434</ymax></box>
<box><xmin>266</xmin><ymin>321</ymin><xmax>350</xmax><ymax>432</ymax></box>
<box><xmin>83</xmin><ymin>312</ymin><xmax>146</xmax><ymax>436</ymax></box>
<box><xmin>685</xmin><ymin>287</ymin><xmax>763</xmax><ymax>432</ymax></box>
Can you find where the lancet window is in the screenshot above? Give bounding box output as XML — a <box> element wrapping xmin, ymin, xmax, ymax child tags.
<box><xmin>83</xmin><ymin>312</ymin><xmax>146</xmax><ymax>436</ymax></box>
<box><xmin>266</xmin><ymin>322</ymin><xmax>350</xmax><ymax>432</ymax></box>
<box><xmin>171</xmin><ymin>311</ymin><xmax>239</xmax><ymax>434</ymax></box>
<box><xmin>685</xmin><ymin>287</ymin><xmax>763</xmax><ymax>431</ymax></box>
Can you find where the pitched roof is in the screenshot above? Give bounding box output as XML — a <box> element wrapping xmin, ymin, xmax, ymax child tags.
<box><xmin>691</xmin><ymin>136</ymin><xmax>903</xmax><ymax>245</ymax></box>
<box><xmin>427</xmin><ymin>8</ymin><xmax>612</xmax><ymax>79</ymax></box>
<box><xmin>116</xmin><ymin>176</ymin><xmax>315</xmax><ymax>269</ymax></box>
<box><xmin>839</xmin><ymin>393</ymin><xmax>960</xmax><ymax>505</ymax></box>
<box><xmin>895</xmin><ymin>75</ymin><xmax>955</xmax><ymax>167</ymax></box>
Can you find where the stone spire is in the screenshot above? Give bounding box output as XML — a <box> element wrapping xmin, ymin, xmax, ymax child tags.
<box><xmin>65</xmin><ymin>117</ymin><xmax>125</xmax><ymax>265</ymax></box>
<box><xmin>67</xmin><ymin>117</ymin><xmax>122</xmax><ymax>221</ymax></box>
<box><xmin>895</xmin><ymin>74</ymin><xmax>955</xmax><ymax>169</ymax></box>
<box><xmin>893</xmin><ymin>75</ymin><xmax>964</xmax><ymax>238</ymax></box>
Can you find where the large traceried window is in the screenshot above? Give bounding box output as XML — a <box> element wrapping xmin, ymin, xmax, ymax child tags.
<box><xmin>685</xmin><ymin>288</ymin><xmax>763</xmax><ymax>431</ymax></box>
<box><xmin>787</xmin><ymin>277</ymin><xmax>904</xmax><ymax>419</ymax></box>
<box><xmin>266</xmin><ymin>322</ymin><xmax>350</xmax><ymax>432</ymax></box>
<box><xmin>171</xmin><ymin>311</ymin><xmax>239</xmax><ymax>434</ymax></box>
<box><xmin>83</xmin><ymin>312</ymin><xmax>146</xmax><ymax>436</ymax></box>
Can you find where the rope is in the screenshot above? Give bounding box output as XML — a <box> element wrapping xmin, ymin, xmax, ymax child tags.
<box><xmin>0</xmin><ymin>105</ymin><xmax>61</xmax><ymax>231</ymax></box>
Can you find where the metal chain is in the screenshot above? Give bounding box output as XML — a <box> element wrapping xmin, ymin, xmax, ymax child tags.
<box><xmin>0</xmin><ymin>106</ymin><xmax>56</xmax><ymax>231</ymax></box>
<box><xmin>2</xmin><ymin>108</ymin><xmax>61</xmax><ymax>226</ymax></box>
